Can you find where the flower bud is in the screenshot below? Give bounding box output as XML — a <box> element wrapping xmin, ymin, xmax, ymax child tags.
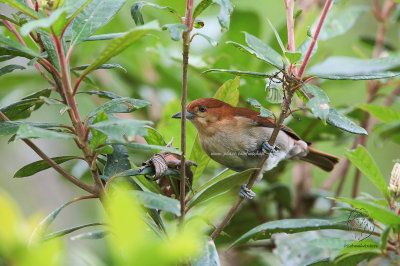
<box><xmin>389</xmin><ymin>162</ymin><xmax>400</xmax><ymax>199</ymax></box>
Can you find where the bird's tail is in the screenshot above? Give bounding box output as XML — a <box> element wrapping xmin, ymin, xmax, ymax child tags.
<box><xmin>300</xmin><ymin>147</ymin><xmax>339</xmax><ymax>172</ymax></box>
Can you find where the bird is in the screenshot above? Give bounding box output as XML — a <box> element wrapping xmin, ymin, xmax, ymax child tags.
<box><xmin>172</xmin><ymin>98</ymin><xmax>339</xmax><ymax>199</ymax></box>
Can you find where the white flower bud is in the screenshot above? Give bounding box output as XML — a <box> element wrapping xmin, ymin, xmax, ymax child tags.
<box><xmin>389</xmin><ymin>162</ymin><xmax>400</xmax><ymax>199</ymax></box>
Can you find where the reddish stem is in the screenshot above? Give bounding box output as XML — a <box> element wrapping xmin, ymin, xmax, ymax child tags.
<box><xmin>297</xmin><ymin>0</ymin><xmax>333</xmax><ymax>78</ymax></box>
<box><xmin>285</xmin><ymin>0</ymin><xmax>297</xmax><ymax>75</ymax></box>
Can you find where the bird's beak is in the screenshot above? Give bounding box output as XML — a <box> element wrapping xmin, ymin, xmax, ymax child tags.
<box><xmin>172</xmin><ymin>110</ymin><xmax>197</xmax><ymax>119</ymax></box>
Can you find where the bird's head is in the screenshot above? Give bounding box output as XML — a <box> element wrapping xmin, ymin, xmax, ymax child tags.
<box><xmin>172</xmin><ymin>98</ymin><xmax>234</xmax><ymax>135</ymax></box>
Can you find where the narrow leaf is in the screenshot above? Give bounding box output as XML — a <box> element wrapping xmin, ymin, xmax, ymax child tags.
<box><xmin>0</xmin><ymin>64</ymin><xmax>25</xmax><ymax>76</ymax></box>
<box><xmin>86</xmin><ymin>97</ymin><xmax>151</xmax><ymax>118</ymax></box>
<box><xmin>266</xmin><ymin>18</ymin><xmax>285</xmax><ymax>54</ymax></box>
<box><xmin>0</xmin><ymin>35</ymin><xmax>42</xmax><ymax>58</ymax></box>
<box><xmin>302</xmin><ymin>84</ymin><xmax>330</xmax><ymax>122</ymax></box>
<box><xmin>193</xmin><ymin>0</ymin><xmax>212</xmax><ymax>19</ymax></box>
<box><xmin>70</xmin><ymin>230</ymin><xmax>109</xmax><ymax>240</ymax></box>
<box><xmin>14</xmin><ymin>156</ymin><xmax>81</xmax><ymax>178</ymax></box>
<box><xmin>231</xmin><ymin>219</ymin><xmax>350</xmax><ymax>247</ymax></box>
<box><xmin>203</xmin><ymin>69</ymin><xmax>272</xmax><ymax>78</ymax></box>
<box><xmin>346</xmin><ymin>145</ymin><xmax>390</xmax><ymax>200</ymax></box>
<box><xmin>247</xmin><ymin>98</ymin><xmax>273</xmax><ymax>118</ymax></box>
<box><xmin>335</xmin><ymin>197</ymin><xmax>400</xmax><ymax>226</ymax></box>
<box><xmin>0</xmin><ymin>121</ymin><xmax>63</xmax><ymax>136</ymax></box>
<box><xmin>196</xmin><ymin>33</ymin><xmax>218</xmax><ymax>46</ymax></box>
<box><xmin>213</xmin><ymin>0</ymin><xmax>233</xmax><ymax>30</ymax></box>
<box><xmin>327</xmin><ymin>108</ymin><xmax>367</xmax><ymax>135</ymax></box>
<box><xmin>187</xmin><ymin>168</ymin><xmax>257</xmax><ymax>208</ymax></box>
<box><xmin>78</xmin><ymin>90</ymin><xmax>121</xmax><ymax>99</ymax></box>
<box><xmin>80</xmin><ymin>21</ymin><xmax>159</xmax><ymax>77</ymax></box>
<box><xmin>15</xmin><ymin>124</ymin><xmax>72</xmax><ymax>140</ymax></box>
<box><xmin>44</xmin><ymin>223</ymin><xmax>104</xmax><ymax>240</ymax></box>
<box><xmin>70</xmin><ymin>0</ymin><xmax>127</xmax><ymax>46</ymax></box>
<box><xmin>358</xmin><ymin>104</ymin><xmax>400</xmax><ymax>123</ymax></box>
<box><xmin>20</xmin><ymin>8</ymin><xmax>67</xmax><ymax>36</ymax></box>
<box><xmin>0</xmin><ymin>0</ymin><xmax>41</xmax><ymax>19</ymax></box>
<box><xmin>131</xmin><ymin>190</ymin><xmax>180</xmax><ymax>216</ymax></box>
<box><xmin>308</xmin><ymin>57</ymin><xmax>400</xmax><ymax>80</ymax></box>
<box><xmin>71</xmin><ymin>63</ymin><xmax>126</xmax><ymax>72</ymax></box>
<box><xmin>130</xmin><ymin>1</ymin><xmax>179</xmax><ymax>26</ymax></box>
<box><xmin>162</xmin><ymin>23</ymin><xmax>188</xmax><ymax>41</ymax></box>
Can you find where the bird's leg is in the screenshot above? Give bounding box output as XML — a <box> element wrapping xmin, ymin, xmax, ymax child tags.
<box><xmin>239</xmin><ymin>182</ymin><xmax>256</xmax><ymax>199</ymax></box>
<box><xmin>262</xmin><ymin>141</ymin><xmax>279</xmax><ymax>154</ymax></box>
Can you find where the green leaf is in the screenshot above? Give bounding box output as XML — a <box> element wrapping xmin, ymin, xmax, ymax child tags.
<box><xmin>0</xmin><ymin>88</ymin><xmax>51</xmax><ymax>120</ymax></box>
<box><xmin>90</xmin><ymin>111</ymin><xmax>108</xmax><ymax>151</ymax></box>
<box><xmin>78</xmin><ymin>90</ymin><xmax>121</xmax><ymax>99</ymax></box>
<box><xmin>358</xmin><ymin>104</ymin><xmax>400</xmax><ymax>123</ymax></box>
<box><xmin>86</xmin><ymin>97</ymin><xmax>151</xmax><ymax>118</ymax></box>
<box><xmin>190</xmin><ymin>77</ymin><xmax>240</xmax><ymax>185</ymax></box>
<box><xmin>130</xmin><ymin>1</ymin><xmax>179</xmax><ymax>26</ymax></box>
<box><xmin>20</xmin><ymin>8</ymin><xmax>67</xmax><ymax>36</ymax></box>
<box><xmin>69</xmin><ymin>0</ymin><xmax>127</xmax><ymax>46</ymax></box>
<box><xmin>266</xmin><ymin>18</ymin><xmax>285</xmax><ymax>54</ymax></box>
<box><xmin>0</xmin><ymin>0</ymin><xmax>42</xmax><ymax>19</ymax></box>
<box><xmin>117</xmin><ymin>142</ymin><xmax>181</xmax><ymax>155</ymax></box>
<box><xmin>213</xmin><ymin>0</ymin><xmax>234</xmax><ymax>30</ymax></box>
<box><xmin>202</xmin><ymin>69</ymin><xmax>272</xmax><ymax>78</ymax></box>
<box><xmin>44</xmin><ymin>222</ymin><xmax>104</xmax><ymax>240</ymax></box>
<box><xmin>0</xmin><ymin>35</ymin><xmax>43</xmax><ymax>59</ymax></box>
<box><xmin>247</xmin><ymin>98</ymin><xmax>273</xmax><ymax>118</ymax></box>
<box><xmin>71</xmin><ymin>63</ymin><xmax>127</xmax><ymax>72</ymax></box>
<box><xmin>196</xmin><ymin>33</ymin><xmax>218</xmax><ymax>46</ymax></box>
<box><xmin>14</xmin><ymin>156</ymin><xmax>80</xmax><ymax>178</ymax></box>
<box><xmin>316</xmin><ymin>6</ymin><xmax>368</xmax><ymax>41</ymax></box>
<box><xmin>30</xmin><ymin>197</ymin><xmax>88</xmax><ymax>241</ymax></box>
<box><xmin>302</xmin><ymin>84</ymin><xmax>330</xmax><ymax>123</ymax></box>
<box><xmin>327</xmin><ymin>108</ymin><xmax>368</xmax><ymax>135</ymax></box>
<box><xmin>346</xmin><ymin>145</ymin><xmax>390</xmax><ymax>200</ymax></box>
<box><xmin>131</xmin><ymin>190</ymin><xmax>180</xmax><ymax>216</ymax></box>
<box><xmin>15</xmin><ymin>124</ymin><xmax>72</xmax><ymax>140</ymax></box>
<box><xmin>380</xmin><ymin>226</ymin><xmax>391</xmax><ymax>250</ymax></box>
<box><xmin>191</xmin><ymin>237</ymin><xmax>220</xmax><ymax>266</ymax></box>
<box><xmin>334</xmin><ymin>250</ymin><xmax>379</xmax><ymax>265</ymax></box>
<box><xmin>193</xmin><ymin>0</ymin><xmax>212</xmax><ymax>19</ymax></box>
<box><xmin>162</xmin><ymin>24</ymin><xmax>188</xmax><ymax>41</ymax></box>
<box><xmin>80</xmin><ymin>32</ymin><xmax>126</xmax><ymax>41</ymax></box>
<box><xmin>103</xmin><ymin>145</ymin><xmax>131</xmax><ymax>179</ymax></box>
<box><xmin>79</xmin><ymin>21</ymin><xmax>159</xmax><ymax>78</ymax></box>
<box><xmin>335</xmin><ymin>197</ymin><xmax>400</xmax><ymax>226</ymax></box>
<box><xmin>0</xmin><ymin>55</ymin><xmax>16</xmax><ymax>62</ymax></box>
<box><xmin>144</xmin><ymin>126</ymin><xmax>167</xmax><ymax>146</ymax></box>
<box><xmin>0</xmin><ymin>64</ymin><xmax>25</xmax><ymax>76</ymax></box>
<box><xmin>244</xmin><ymin>32</ymin><xmax>284</xmax><ymax>69</ymax></box>
<box><xmin>0</xmin><ymin>121</ymin><xmax>63</xmax><ymax>136</ymax></box>
<box><xmin>187</xmin><ymin>168</ymin><xmax>257</xmax><ymax>208</ymax></box>
<box><xmin>308</xmin><ymin>57</ymin><xmax>400</xmax><ymax>80</ymax></box>
<box><xmin>37</xmin><ymin>30</ymin><xmax>60</xmax><ymax>70</ymax></box>
<box><xmin>231</xmin><ymin>219</ymin><xmax>350</xmax><ymax>247</ymax></box>
<box><xmin>284</xmin><ymin>51</ymin><xmax>302</xmax><ymax>64</ymax></box>
<box><xmin>70</xmin><ymin>230</ymin><xmax>109</xmax><ymax>240</ymax></box>
<box><xmin>90</xmin><ymin>118</ymin><xmax>151</xmax><ymax>142</ymax></box>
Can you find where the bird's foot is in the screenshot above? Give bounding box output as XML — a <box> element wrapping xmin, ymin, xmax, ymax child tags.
<box><xmin>262</xmin><ymin>141</ymin><xmax>279</xmax><ymax>154</ymax></box>
<box><xmin>239</xmin><ymin>183</ymin><xmax>256</xmax><ymax>199</ymax></box>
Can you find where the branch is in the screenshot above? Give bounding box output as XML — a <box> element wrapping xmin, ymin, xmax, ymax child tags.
<box><xmin>297</xmin><ymin>0</ymin><xmax>333</xmax><ymax>78</ymax></box>
<box><xmin>0</xmin><ymin>111</ymin><xmax>97</xmax><ymax>194</ymax></box>
<box><xmin>179</xmin><ymin>0</ymin><xmax>194</xmax><ymax>222</ymax></box>
<box><xmin>285</xmin><ymin>0</ymin><xmax>297</xmax><ymax>75</ymax></box>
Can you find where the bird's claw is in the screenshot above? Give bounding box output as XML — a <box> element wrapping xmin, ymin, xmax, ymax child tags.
<box><xmin>262</xmin><ymin>141</ymin><xmax>278</xmax><ymax>154</ymax></box>
<box><xmin>239</xmin><ymin>183</ymin><xmax>256</xmax><ymax>199</ymax></box>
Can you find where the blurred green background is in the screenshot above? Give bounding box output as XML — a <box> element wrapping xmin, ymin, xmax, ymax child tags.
<box><xmin>1</xmin><ymin>0</ymin><xmax>399</xmax><ymax>263</ymax></box>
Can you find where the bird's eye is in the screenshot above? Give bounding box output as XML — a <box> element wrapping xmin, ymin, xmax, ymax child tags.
<box><xmin>199</xmin><ymin>106</ymin><xmax>207</xmax><ymax>112</ymax></box>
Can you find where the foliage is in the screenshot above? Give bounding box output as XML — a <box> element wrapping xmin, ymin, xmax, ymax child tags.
<box><xmin>0</xmin><ymin>0</ymin><xmax>400</xmax><ymax>265</ymax></box>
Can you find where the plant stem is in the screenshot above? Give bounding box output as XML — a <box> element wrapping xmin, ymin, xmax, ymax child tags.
<box><xmin>285</xmin><ymin>0</ymin><xmax>297</xmax><ymax>75</ymax></box>
<box><xmin>179</xmin><ymin>0</ymin><xmax>194</xmax><ymax>222</ymax></box>
<box><xmin>297</xmin><ymin>0</ymin><xmax>333</xmax><ymax>78</ymax></box>
<box><xmin>0</xmin><ymin>111</ymin><xmax>97</xmax><ymax>194</ymax></box>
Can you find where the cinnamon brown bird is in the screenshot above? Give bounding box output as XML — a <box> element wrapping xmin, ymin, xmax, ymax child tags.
<box><xmin>172</xmin><ymin>98</ymin><xmax>339</xmax><ymax>199</ymax></box>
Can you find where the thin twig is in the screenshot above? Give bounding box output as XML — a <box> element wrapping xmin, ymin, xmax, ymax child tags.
<box><xmin>0</xmin><ymin>111</ymin><xmax>97</xmax><ymax>194</ymax></box>
<box><xmin>179</xmin><ymin>0</ymin><xmax>194</xmax><ymax>223</ymax></box>
<box><xmin>297</xmin><ymin>0</ymin><xmax>333</xmax><ymax>78</ymax></box>
<box><xmin>285</xmin><ymin>0</ymin><xmax>297</xmax><ymax>75</ymax></box>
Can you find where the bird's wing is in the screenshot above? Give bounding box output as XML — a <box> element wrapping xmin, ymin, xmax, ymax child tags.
<box><xmin>234</xmin><ymin>107</ymin><xmax>304</xmax><ymax>142</ymax></box>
